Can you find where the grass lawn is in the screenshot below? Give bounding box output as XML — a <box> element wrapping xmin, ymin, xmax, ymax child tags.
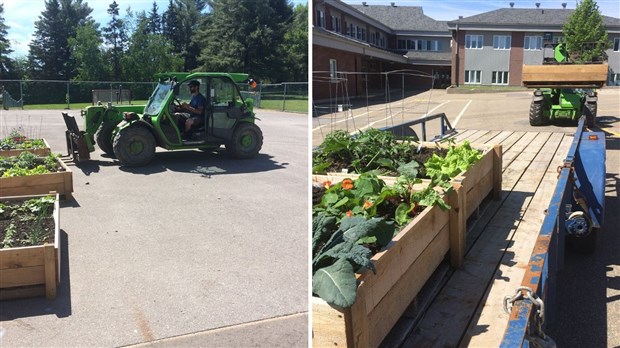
<box><xmin>259</xmin><ymin>99</ymin><xmax>308</xmax><ymax>113</ymax></box>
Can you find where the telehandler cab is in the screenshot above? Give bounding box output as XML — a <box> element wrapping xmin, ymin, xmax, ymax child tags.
<box><xmin>62</xmin><ymin>72</ymin><xmax>262</xmax><ymax>166</ymax></box>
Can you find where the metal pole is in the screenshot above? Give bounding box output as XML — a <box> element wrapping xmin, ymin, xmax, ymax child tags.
<box><xmin>282</xmin><ymin>83</ymin><xmax>287</xmax><ymax>111</ymax></box>
<box><xmin>20</xmin><ymin>81</ymin><xmax>24</xmax><ymax>110</ymax></box>
<box><xmin>258</xmin><ymin>83</ymin><xmax>263</xmax><ymax>108</ymax></box>
<box><xmin>66</xmin><ymin>81</ymin><xmax>70</xmax><ymax>109</ymax></box>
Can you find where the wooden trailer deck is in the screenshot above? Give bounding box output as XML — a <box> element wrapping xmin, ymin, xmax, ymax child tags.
<box><xmin>381</xmin><ymin>129</ymin><xmax>575</xmax><ymax>347</ymax></box>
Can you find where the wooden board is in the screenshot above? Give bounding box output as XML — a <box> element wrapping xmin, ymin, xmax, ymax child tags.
<box><xmin>521</xmin><ymin>63</ymin><xmax>608</xmax><ymax>88</ymax></box>
<box><xmin>401</xmin><ymin>130</ymin><xmax>566</xmax><ymax>346</ymax></box>
<box><xmin>0</xmin><ymin>157</ymin><xmax>73</xmax><ymax>200</ymax></box>
<box><xmin>311</xmin><ymin>175</ymin><xmax>462</xmax><ymax>348</ymax></box>
<box><xmin>0</xmin><ymin>194</ymin><xmax>60</xmax><ymax>300</ymax></box>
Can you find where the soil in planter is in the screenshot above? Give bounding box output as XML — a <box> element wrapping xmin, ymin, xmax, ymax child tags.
<box><xmin>0</xmin><ymin>198</ymin><xmax>55</xmax><ymax>249</ymax></box>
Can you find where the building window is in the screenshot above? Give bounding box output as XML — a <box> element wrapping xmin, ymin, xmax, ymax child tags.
<box><xmin>379</xmin><ymin>35</ymin><xmax>386</xmax><ymax>48</ymax></box>
<box><xmin>348</xmin><ymin>24</ymin><xmax>354</xmax><ymax>38</ymax></box>
<box><xmin>331</xmin><ymin>16</ymin><xmax>341</xmax><ymax>33</ymax></box>
<box><xmin>316</xmin><ymin>10</ymin><xmax>325</xmax><ymax>28</ymax></box>
<box><xmin>614</xmin><ymin>38</ymin><xmax>620</xmax><ymax>52</ymax></box>
<box><xmin>465</xmin><ymin>70</ymin><xmax>481</xmax><ymax>84</ymax></box>
<box><xmin>552</xmin><ymin>36</ymin><xmax>563</xmax><ymax>44</ymax></box>
<box><xmin>361</xmin><ymin>28</ymin><xmax>366</xmax><ymax>41</ymax></box>
<box><xmin>370</xmin><ymin>32</ymin><xmax>377</xmax><ymax>45</ymax></box>
<box><xmin>329</xmin><ymin>59</ymin><xmax>338</xmax><ymax>82</ymax></box>
<box><xmin>398</xmin><ymin>39</ymin><xmax>407</xmax><ymax>50</ymax></box>
<box><xmin>465</xmin><ymin>35</ymin><xmax>483</xmax><ymax>49</ymax></box>
<box><xmin>493</xmin><ymin>35</ymin><xmax>511</xmax><ymax>50</ymax></box>
<box><xmin>524</xmin><ymin>36</ymin><xmax>542</xmax><ymax>50</ymax></box>
<box><xmin>492</xmin><ymin>71</ymin><xmax>509</xmax><ymax>85</ymax></box>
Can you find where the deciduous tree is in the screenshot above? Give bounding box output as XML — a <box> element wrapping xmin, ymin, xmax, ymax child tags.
<box><xmin>562</xmin><ymin>0</ymin><xmax>611</xmax><ymax>62</ymax></box>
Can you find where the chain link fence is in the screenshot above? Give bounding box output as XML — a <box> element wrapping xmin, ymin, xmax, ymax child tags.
<box><xmin>1</xmin><ymin>80</ymin><xmax>308</xmax><ymax>113</ymax></box>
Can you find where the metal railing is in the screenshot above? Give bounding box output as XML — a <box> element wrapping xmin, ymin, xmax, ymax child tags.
<box><xmin>380</xmin><ymin>112</ymin><xmax>456</xmax><ymax>141</ymax></box>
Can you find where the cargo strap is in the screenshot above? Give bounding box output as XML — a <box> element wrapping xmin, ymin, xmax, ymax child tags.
<box><xmin>503</xmin><ymin>286</ymin><xmax>556</xmax><ymax>348</ymax></box>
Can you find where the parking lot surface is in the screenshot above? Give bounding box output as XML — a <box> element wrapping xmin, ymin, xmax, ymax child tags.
<box><xmin>0</xmin><ymin>109</ymin><xmax>309</xmax><ymax>347</ymax></box>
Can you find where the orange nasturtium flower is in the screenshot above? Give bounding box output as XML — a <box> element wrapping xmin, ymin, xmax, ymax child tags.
<box><xmin>342</xmin><ymin>179</ymin><xmax>354</xmax><ymax>190</ymax></box>
<box><xmin>323</xmin><ymin>180</ymin><xmax>332</xmax><ymax>189</ymax></box>
<box><xmin>346</xmin><ymin>210</ymin><xmax>353</xmax><ymax>217</ymax></box>
<box><xmin>363</xmin><ymin>200</ymin><xmax>373</xmax><ymax>210</ymax></box>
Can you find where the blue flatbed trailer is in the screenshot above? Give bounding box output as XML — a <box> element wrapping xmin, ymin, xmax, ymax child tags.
<box><xmin>500</xmin><ymin>116</ymin><xmax>606</xmax><ymax>347</ymax></box>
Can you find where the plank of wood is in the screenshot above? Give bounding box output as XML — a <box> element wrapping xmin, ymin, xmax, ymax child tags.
<box><xmin>312</xmin><ymin>297</ymin><xmax>351</xmax><ymax>348</ymax></box>
<box><xmin>0</xmin><ymin>285</ymin><xmax>46</xmax><ymax>301</ymax></box>
<box><xmin>450</xmin><ymin>129</ymin><xmax>479</xmax><ymax>143</ymax></box>
<box><xmin>522</xmin><ymin>64</ymin><xmax>608</xmax><ymax>88</ymax></box>
<box><xmin>0</xmin><ymin>246</ymin><xmax>45</xmax><ymax>270</ymax></box>
<box><xmin>403</xmin><ymin>131</ymin><xmax>560</xmax><ymax>346</ymax></box>
<box><xmin>43</xmin><ymin>244</ymin><xmax>56</xmax><ymax>299</ymax></box>
<box><xmin>449</xmin><ymin>183</ymin><xmax>466</xmax><ymax>268</ymax></box>
<box><xmin>470</xmin><ymin>130</ymin><xmax>502</xmax><ymax>145</ymax></box>
<box><xmin>464</xmin><ymin>133</ymin><xmax>573</xmax><ymax>347</ymax></box>
<box><xmin>462</xmin><ymin>130</ymin><xmax>493</xmax><ymax>144</ymax></box>
<box><xmin>0</xmin><ymin>266</ymin><xmax>45</xmax><ymax>288</ymax></box>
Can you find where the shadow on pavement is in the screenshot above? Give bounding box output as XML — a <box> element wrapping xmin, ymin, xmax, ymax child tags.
<box><xmin>119</xmin><ymin>151</ymin><xmax>287</xmax><ymax>176</ymax></box>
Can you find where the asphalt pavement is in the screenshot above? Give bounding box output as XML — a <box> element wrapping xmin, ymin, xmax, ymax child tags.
<box><xmin>0</xmin><ymin>108</ymin><xmax>309</xmax><ymax>347</ymax></box>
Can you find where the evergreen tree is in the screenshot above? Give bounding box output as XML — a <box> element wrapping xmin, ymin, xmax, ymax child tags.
<box><xmin>195</xmin><ymin>0</ymin><xmax>293</xmax><ymax>82</ymax></box>
<box><xmin>28</xmin><ymin>0</ymin><xmax>67</xmax><ymax>79</ymax></box>
<box><xmin>0</xmin><ymin>3</ymin><xmax>15</xmax><ymax>78</ymax></box>
<box><xmin>562</xmin><ymin>0</ymin><xmax>611</xmax><ymax>62</ymax></box>
<box><xmin>162</xmin><ymin>0</ymin><xmax>207</xmax><ymax>71</ymax></box>
<box><xmin>103</xmin><ymin>1</ymin><xmax>128</xmax><ymax>80</ymax></box>
<box><xmin>27</xmin><ymin>0</ymin><xmax>93</xmax><ymax>80</ymax></box>
<box><xmin>147</xmin><ymin>1</ymin><xmax>162</xmax><ymax>34</ymax></box>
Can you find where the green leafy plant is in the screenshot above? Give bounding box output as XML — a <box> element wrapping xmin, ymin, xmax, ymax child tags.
<box><xmin>0</xmin><ymin>152</ymin><xmax>62</xmax><ymax>177</ymax></box>
<box><xmin>0</xmin><ymin>196</ymin><xmax>55</xmax><ymax>249</ymax></box>
<box><xmin>424</xmin><ymin>141</ymin><xmax>483</xmax><ymax>184</ymax></box>
<box><xmin>0</xmin><ymin>130</ymin><xmax>46</xmax><ymax>151</ymax></box>
<box><xmin>312</xmin><ymin>173</ymin><xmax>452</xmax><ymax>308</ymax></box>
<box><xmin>312</xmin><ymin>128</ymin><xmax>421</xmax><ymax>175</ymax></box>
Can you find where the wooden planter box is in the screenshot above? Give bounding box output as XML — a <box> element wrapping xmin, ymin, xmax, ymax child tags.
<box><xmin>0</xmin><ymin>157</ymin><xmax>73</xmax><ymax>200</ymax></box>
<box><xmin>311</xmin><ymin>143</ymin><xmax>502</xmax><ymax>347</ymax></box>
<box><xmin>0</xmin><ymin>138</ymin><xmax>51</xmax><ymax>157</ymax></box>
<box><xmin>321</xmin><ymin>143</ymin><xmax>503</xmax><ymax>221</ymax></box>
<box><xmin>312</xmin><ymin>175</ymin><xmax>465</xmax><ymax>348</ymax></box>
<box><xmin>0</xmin><ymin>194</ymin><xmax>61</xmax><ymax>300</ymax></box>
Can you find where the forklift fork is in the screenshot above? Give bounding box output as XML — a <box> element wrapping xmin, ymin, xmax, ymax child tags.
<box><xmin>62</xmin><ymin>112</ymin><xmax>90</xmax><ymax>162</ymax></box>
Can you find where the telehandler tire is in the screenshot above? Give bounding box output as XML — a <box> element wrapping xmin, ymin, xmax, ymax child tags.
<box><xmin>584</xmin><ymin>102</ymin><xmax>597</xmax><ymax>128</ymax></box>
<box><xmin>113</xmin><ymin>126</ymin><xmax>156</xmax><ymax>166</ymax></box>
<box><xmin>95</xmin><ymin>122</ymin><xmax>117</xmax><ymax>156</ymax></box>
<box><xmin>227</xmin><ymin>123</ymin><xmax>263</xmax><ymax>159</ymax></box>
<box><xmin>529</xmin><ymin>100</ymin><xmax>546</xmax><ymax>126</ymax></box>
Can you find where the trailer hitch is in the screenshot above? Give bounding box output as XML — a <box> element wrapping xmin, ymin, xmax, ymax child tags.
<box><xmin>62</xmin><ymin>112</ymin><xmax>91</xmax><ymax>162</ymax></box>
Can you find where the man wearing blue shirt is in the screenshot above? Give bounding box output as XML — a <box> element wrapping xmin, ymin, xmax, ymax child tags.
<box><xmin>175</xmin><ymin>80</ymin><xmax>206</xmax><ymax>137</ymax></box>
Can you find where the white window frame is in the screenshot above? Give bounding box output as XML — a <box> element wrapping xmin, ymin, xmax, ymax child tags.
<box><xmin>316</xmin><ymin>10</ymin><xmax>325</xmax><ymax>28</ymax></box>
<box><xmin>370</xmin><ymin>32</ymin><xmax>377</xmax><ymax>45</ymax></box>
<box><xmin>348</xmin><ymin>24</ymin><xmax>354</xmax><ymax>38</ymax></box>
<box><xmin>614</xmin><ymin>38</ymin><xmax>620</xmax><ymax>52</ymax></box>
<box><xmin>398</xmin><ymin>39</ymin><xmax>407</xmax><ymax>50</ymax></box>
<box><xmin>492</xmin><ymin>71</ymin><xmax>509</xmax><ymax>85</ymax></box>
<box><xmin>331</xmin><ymin>16</ymin><xmax>340</xmax><ymax>33</ymax></box>
<box><xmin>465</xmin><ymin>35</ymin><xmax>483</xmax><ymax>49</ymax></box>
<box><xmin>524</xmin><ymin>36</ymin><xmax>542</xmax><ymax>50</ymax></box>
<box><xmin>493</xmin><ymin>35</ymin><xmax>511</xmax><ymax>50</ymax></box>
<box><xmin>379</xmin><ymin>35</ymin><xmax>386</xmax><ymax>48</ymax></box>
<box><xmin>464</xmin><ymin>70</ymin><xmax>481</xmax><ymax>84</ymax></box>
<box><xmin>329</xmin><ymin>59</ymin><xmax>338</xmax><ymax>82</ymax></box>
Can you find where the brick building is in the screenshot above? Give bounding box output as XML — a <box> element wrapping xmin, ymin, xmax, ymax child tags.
<box><xmin>313</xmin><ymin>0</ymin><xmax>620</xmax><ymax>101</ymax></box>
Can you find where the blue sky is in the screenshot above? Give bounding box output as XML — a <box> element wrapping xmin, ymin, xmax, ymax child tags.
<box><xmin>3</xmin><ymin>0</ymin><xmax>619</xmax><ymax>58</ymax></box>
<box><xmin>3</xmin><ymin>0</ymin><xmax>308</xmax><ymax>58</ymax></box>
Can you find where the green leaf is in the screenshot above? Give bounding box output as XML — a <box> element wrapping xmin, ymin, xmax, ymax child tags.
<box><xmin>313</xmin><ymin>259</ymin><xmax>358</xmax><ymax>308</ymax></box>
<box><xmin>395</xmin><ymin>203</ymin><xmax>413</xmax><ymax>226</ymax></box>
<box><xmin>312</xmin><ymin>213</ymin><xmax>337</xmax><ymax>255</ymax></box>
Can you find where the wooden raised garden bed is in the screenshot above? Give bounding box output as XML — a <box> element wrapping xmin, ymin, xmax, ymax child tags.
<box><xmin>0</xmin><ymin>194</ymin><xmax>61</xmax><ymax>300</ymax></box>
<box><xmin>0</xmin><ymin>138</ymin><xmax>51</xmax><ymax>157</ymax></box>
<box><xmin>311</xmin><ymin>143</ymin><xmax>503</xmax><ymax>348</ymax></box>
<box><xmin>0</xmin><ymin>156</ymin><xmax>73</xmax><ymax>200</ymax></box>
<box><xmin>312</xmin><ymin>175</ymin><xmax>465</xmax><ymax>348</ymax></box>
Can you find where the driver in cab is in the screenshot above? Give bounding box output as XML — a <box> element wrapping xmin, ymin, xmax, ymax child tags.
<box><xmin>175</xmin><ymin>80</ymin><xmax>206</xmax><ymax>138</ymax></box>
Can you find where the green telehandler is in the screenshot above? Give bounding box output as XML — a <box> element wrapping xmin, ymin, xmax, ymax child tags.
<box><xmin>62</xmin><ymin>72</ymin><xmax>262</xmax><ymax>167</ymax></box>
<box><xmin>522</xmin><ymin>43</ymin><xmax>608</xmax><ymax>127</ymax></box>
